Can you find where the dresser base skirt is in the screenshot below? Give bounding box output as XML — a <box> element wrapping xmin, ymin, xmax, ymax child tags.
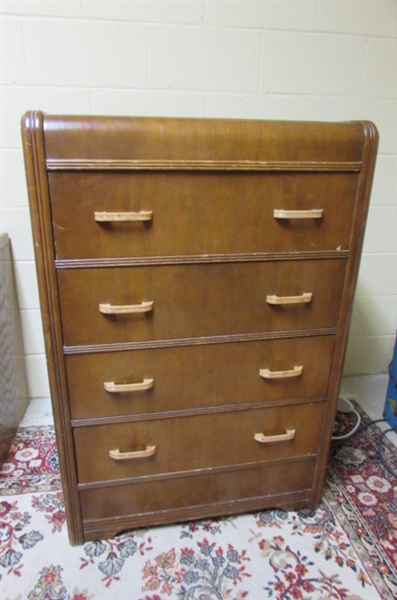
<box><xmin>79</xmin><ymin>458</ymin><xmax>316</xmax><ymax>541</ymax></box>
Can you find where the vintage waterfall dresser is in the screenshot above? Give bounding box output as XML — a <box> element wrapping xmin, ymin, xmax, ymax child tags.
<box><xmin>22</xmin><ymin>113</ymin><xmax>378</xmax><ymax>545</ymax></box>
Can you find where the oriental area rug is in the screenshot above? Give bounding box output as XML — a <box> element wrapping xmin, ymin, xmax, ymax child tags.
<box><xmin>1</xmin><ymin>403</ymin><xmax>396</xmax><ymax>600</ymax></box>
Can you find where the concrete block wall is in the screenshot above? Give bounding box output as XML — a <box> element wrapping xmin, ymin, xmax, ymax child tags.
<box><xmin>1</xmin><ymin>0</ymin><xmax>396</xmax><ymax>399</ymax></box>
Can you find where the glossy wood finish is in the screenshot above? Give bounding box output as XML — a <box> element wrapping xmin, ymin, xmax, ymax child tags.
<box><xmin>79</xmin><ymin>459</ymin><xmax>317</xmax><ymax>539</ymax></box>
<box><xmin>0</xmin><ymin>234</ymin><xmax>30</xmax><ymax>464</ymax></box>
<box><xmin>49</xmin><ymin>171</ymin><xmax>359</xmax><ymax>259</ymax></box>
<box><xmin>74</xmin><ymin>402</ymin><xmax>324</xmax><ymax>485</ymax></box>
<box><xmin>66</xmin><ymin>336</ymin><xmax>335</xmax><ymax>422</ymax></box>
<box><xmin>21</xmin><ymin>113</ymin><xmax>378</xmax><ymax>544</ymax></box>
<box><xmin>42</xmin><ymin>116</ymin><xmax>366</xmax><ymax>163</ymax></box>
<box><xmin>58</xmin><ymin>260</ymin><xmax>346</xmax><ymax>347</ymax></box>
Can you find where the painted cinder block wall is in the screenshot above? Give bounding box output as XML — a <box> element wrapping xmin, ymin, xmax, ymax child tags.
<box><xmin>1</xmin><ymin>0</ymin><xmax>396</xmax><ymax>399</ymax></box>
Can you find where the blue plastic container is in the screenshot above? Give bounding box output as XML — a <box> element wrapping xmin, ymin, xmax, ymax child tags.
<box><xmin>384</xmin><ymin>332</ymin><xmax>397</xmax><ymax>431</ymax></box>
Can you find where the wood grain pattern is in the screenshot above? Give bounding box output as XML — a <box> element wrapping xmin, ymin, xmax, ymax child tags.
<box><xmin>57</xmin><ymin>260</ymin><xmax>347</xmax><ymax>347</ymax></box>
<box><xmin>66</xmin><ymin>335</ymin><xmax>335</xmax><ymax>423</ymax></box>
<box><xmin>73</xmin><ymin>402</ymin><xmax>324</xmax><ymax>485</ymax></box>
<box><xmin>79</xmin><ymin>459</ymin><xmax>316</xmax><ymax>540</ymax></box>
<box><xmin>48</xmin><ymin>170</ymin><xmax>359</xmax><ymax>260</ymax></box>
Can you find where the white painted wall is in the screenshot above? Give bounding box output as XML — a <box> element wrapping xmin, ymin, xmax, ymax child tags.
<box><xmin>1</xmin><ymin>0</ymin><xmax>396</xmax><ymax>398</ymax></box>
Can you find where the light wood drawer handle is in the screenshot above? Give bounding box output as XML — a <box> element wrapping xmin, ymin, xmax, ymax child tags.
<box><xmin>109</xmin><ymin>445</ymin><xmax>156</xmax><ymax>460</ymax></box>
<box><xmin>266</xmin><ymin>293</ymin><xmax>312</xmax><ymax>305</ymax></box>
<box><xmin>255</xmin><ymin>429</ymin><xmax>296</xmax><ymax>444</ymax></box>
<box><xmin>99</xmin><ymin>301</ymin><xmax>154</xmax><ymax>314</ymax></box>
<box><xmin>259</xmin><ymin>366</ymin><xmax>303</xmax><ymax>379</ymax></box>
<box><xmin>273</xmin><ymin>209</ymin><xmax>323</xmax><ymax>219</ymax></box>
<box><xmin>94</xmin><ymin>210</ymin><xmax>153</xmax><ymax>222</ymax></box>
<box><xmin>103</xmin><ymin>378</ymin><xmax>154</xmax><ymax>393</ymax></box>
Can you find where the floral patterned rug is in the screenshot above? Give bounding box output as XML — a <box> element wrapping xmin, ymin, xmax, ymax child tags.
<box><xmin>1</xmin><ymin>403</ymin><xmax>396</xmax><ymax>600</ymax></box>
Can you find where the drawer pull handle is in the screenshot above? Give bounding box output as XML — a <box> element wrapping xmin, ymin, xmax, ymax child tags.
<box><xmin>266</xmin><ymin>293</ymin><xmax>312</xmax><ymax>305</ymax></box>
<box><xmin>99</xmin><ymin>301</ymin><xmax>154</xmax><ymax>314</ymax></box>
<box><xmin>254</xmin><ymin>429</ymin><xmax>296</xmax><ymax>444</ymax></box>
<box><xmin>104</xmin><ymin>378</ymin><xmax>154</xmax><ymax>393</ymax></box>
<box><xmin>109</xmin><ymin>445</ymin><xmax>156</xmax><ymax>460</ymax></box>
<box><xmin>94</xmin><ymin>210</ymin><xmax>153</xmax><ymax>222</ymax></box>
<box><xmin>273</xmin><ymin>209</ymin><xmax>323</xmax><ymax>219</ymax></box>
<box><xmin>259</xmin><ymin>366</ymin><xmax>303</xmax><ymax>379</ymax></box>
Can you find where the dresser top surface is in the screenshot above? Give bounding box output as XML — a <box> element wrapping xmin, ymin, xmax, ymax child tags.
<box><xmin>22</xmin><ymin>112</ymin><xmax>375</xmax><ymax>164</ymax></box>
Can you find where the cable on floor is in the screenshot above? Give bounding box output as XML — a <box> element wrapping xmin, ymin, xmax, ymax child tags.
<box><xmin>331</xmin><ymin>395</ymin><xmax>397</xmax><ymax>478</ymax></box>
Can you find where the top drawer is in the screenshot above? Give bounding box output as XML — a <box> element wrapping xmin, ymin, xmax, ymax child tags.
<box><xmin>48</xmin><ymin>171</ymin><xmax>359</xmax><ymax>259</ymax></box>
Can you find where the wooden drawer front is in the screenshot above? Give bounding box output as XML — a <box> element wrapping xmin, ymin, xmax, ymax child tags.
<box><xmin>79</xmin><ymin>459</ymin><xmax>316</xmax><ymax>528</ymax></box>
<box><xmin>67</xmin><ymin>336</ymin><xmax>334</xmax><ymax>421</ymax></box>
<box><xmin>73</xmin><ymin>402</ymin><xmax>324</xmax><ymax>485</ymax></box>
<box><xmin>58</xmin><ymin>259</ymin><xmax>346</xmax><ymax>347</ymax></box>
<box><xmin>49</xmin><ymin>172</ymin><xmax>359</xmax><ymax>259</ymax></box>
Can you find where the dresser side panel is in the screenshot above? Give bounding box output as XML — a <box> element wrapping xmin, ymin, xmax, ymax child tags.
<box><xmin>21</xmin><ymin>111</ymin><xmax>84</xmax><ymax>545</ymax></box>
<box><xmin>309</xmin><ymin>121</ymin><xmax>379</xmax><ymax>506</ymax></box>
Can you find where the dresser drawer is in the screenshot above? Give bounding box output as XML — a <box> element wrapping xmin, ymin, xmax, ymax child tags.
<box><xmin>79</xmin><ymin>459</ymin><xmax>316</xmax><ymax>533</ymax></box>
<box><xmin>66</xmin><ymin>336</ymin><xmax>334</xmax><ymax>421</ymax></box>
<box><xmin>73</xmin><ymin>402</ymin><xmax>324</xmax><ymax>485</ymax></box>
<box><xmin>48</xmin><ymin>171</ymin><xmax>359</xmax><ymax>259</ymax></box>
<box><xmin>58</xmin><ymin>259</ymin><xmax>346</xmax><ymax>347</ymax></box>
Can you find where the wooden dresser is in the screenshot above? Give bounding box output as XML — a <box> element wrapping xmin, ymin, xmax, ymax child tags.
<box><xmin>21</xmin><ymin>113</ymin><xmax>378</xmax><ymax>545</ymax></box>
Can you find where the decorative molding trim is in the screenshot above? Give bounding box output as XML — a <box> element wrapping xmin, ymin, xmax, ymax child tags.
<box><xmin>71</xmin><ymin>396</ymin><xmax>325</xmax><ymax>429</ymax></box>
<box><xmin>63</xmin><ymin>327</ymin><xmax>337</xmax><ymax>355</ymax></box>
<box><xmin>47</xmin><ymin>158</ymin><xmax>362</xmax><ymax>172</ymax></box>
<box><xmin>55</xmin><ymin>250</ymin><xmax>349</xmax><ymax>270</ymax></box>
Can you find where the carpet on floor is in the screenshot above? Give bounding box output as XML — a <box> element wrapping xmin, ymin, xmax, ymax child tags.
<box><xmin>0</xmin><ymin>402</ymin><xmax>396</xmax><ymax>600</ymax></box>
